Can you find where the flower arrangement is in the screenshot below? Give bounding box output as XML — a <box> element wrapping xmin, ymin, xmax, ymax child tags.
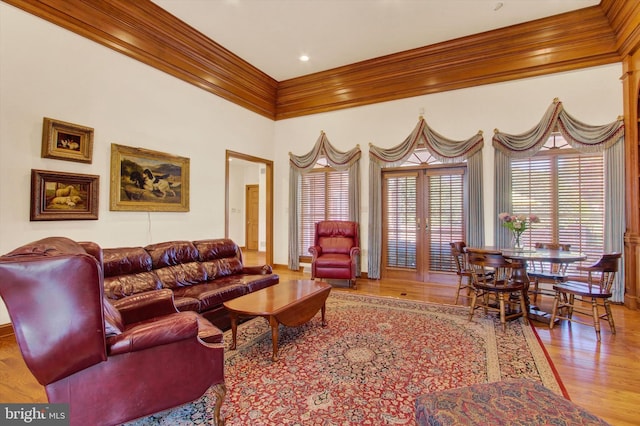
<box><xmin>498</xmin><ymin>212</ymin><xmax>540</xmax><ymax>249</ymax></box>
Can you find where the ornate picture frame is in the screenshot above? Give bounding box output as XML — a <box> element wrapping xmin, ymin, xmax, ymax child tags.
<box><xmin>30</xmin><ymin>169</ymin><xmax>100</xmax><ymax>221</ymax></box>
<box><xmin>41</xmin><ymin>117</ymin><xmax>94</xmax><ymax>163</ymax></box>
<box><xmin>110</xmin><ymin>143</ymin><xmax>190</xmax><ymax>212</ymax></box>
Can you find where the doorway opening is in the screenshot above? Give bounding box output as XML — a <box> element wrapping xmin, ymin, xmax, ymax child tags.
<box><xmin>225</xmin><ymin>150</ymin><xmax>273</xmax><ymax>266</ymax></box>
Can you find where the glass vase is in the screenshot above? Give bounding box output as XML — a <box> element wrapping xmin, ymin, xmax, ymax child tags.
<box><xmin>512</xmin><ymin>232</ymin><xmax>524</xmax><ymax>250</ymax></box>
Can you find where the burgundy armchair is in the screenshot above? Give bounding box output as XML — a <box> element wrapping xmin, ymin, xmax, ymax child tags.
<box><xmin>0</xmin><ymin>237</ymin><xmax>226</xmax><ymax>426</ymax></box>
<box><xmin>309</xmin><ymin>220</ymin><xmax>360</xmax><ymax>288</ymax></box>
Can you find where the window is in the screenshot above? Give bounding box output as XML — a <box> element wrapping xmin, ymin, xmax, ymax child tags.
<box><xmin>511</xmin><ymin>134</ymin><xmax>604</xmax><ymax>272</ymax></box>
<box><xmin>298</xmin><ymin>166</ymin><xmax>349</xmax><ymax>257</ymax></box>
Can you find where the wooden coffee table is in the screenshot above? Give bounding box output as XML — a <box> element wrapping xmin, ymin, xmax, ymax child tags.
<box><xmin>223</xmin><ymin>280</ymin><xmax>331</xmax><ymax>361</ymax></box>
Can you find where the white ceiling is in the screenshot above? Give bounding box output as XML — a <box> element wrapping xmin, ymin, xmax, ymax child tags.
<box><xmin>153</xmin><ymin>0</ymin><xmax>600</xmax><ymax>81</ymax></box>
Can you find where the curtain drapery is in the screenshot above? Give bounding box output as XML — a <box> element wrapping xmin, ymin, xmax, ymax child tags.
<box><xmin>288</xmin><ymin>132</ymin><xmax>361</xmax><ymax>271</ymax></box>
<box><xmin>368</xmin><ymin>117</ymin><xmax>485</xmax><ymax>279</ymax></box>
<box><xmin>492</xmin><ymin>98</ymin><xmax>625</xmax><ymax>301</ymax></box>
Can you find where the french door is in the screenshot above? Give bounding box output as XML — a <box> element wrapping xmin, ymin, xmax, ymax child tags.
<box><xmin>382</xmin><ymin>166</ymin><xmax>465</xmax><ymax>281</ymax></box>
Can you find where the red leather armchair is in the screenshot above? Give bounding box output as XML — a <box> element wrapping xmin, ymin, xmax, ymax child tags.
<box><xmin>309</xmin><ymin>220</ymin><xmax>360</xmax><ymax>288</ymax></box>
<box><xmin>0</xmin><ymin>237</ymin><xmax>226</xmax><ymax>426</ymax></box>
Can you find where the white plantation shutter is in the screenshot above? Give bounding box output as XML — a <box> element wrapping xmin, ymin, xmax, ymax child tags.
<box><xmin>299</xmin><ymin>168</ymin><xmax>350</xmax><ymax>257</ymax></box>
<box><xmin>428</xmin><ymin>171</ymin><xmax>464</xmax><ymax>272</ymax></box>
<box><xmin>384</xmin><ymin>173</ymin><xmax>418</xmax><ymax>269</ymax></box>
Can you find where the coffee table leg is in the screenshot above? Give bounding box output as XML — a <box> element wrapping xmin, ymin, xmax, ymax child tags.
<box><xmin>321</xmin><ymin>303</ymin><xmax>327</xmax><ymax>327</ymax></box>
<box><xmin>269</xmin><ymin>316</ymin><xmax>279</xmax><ymax>361</ymax></box>
<box><xmin>229</xmin><ymin>312</ymin><xmax>238</xmax><ymax>350</ymax></box>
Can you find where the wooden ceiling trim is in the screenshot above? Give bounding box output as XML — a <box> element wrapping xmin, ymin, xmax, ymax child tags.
<box><xmin>600</xmin><ymin>0</ymin><xmax>640</xmax><ymax>56</ymax></box>
<box><xmin>3</xmin><ymin>0</ymin><xmax>635</xmax><ymax>121</ymax></box>
<box><xmin>3</xmin><ymin>0</ymin><xmax>278</xmax><ymax>119</ymax></box>
<box><xmin>275</xmin><ymin>6</ymin><xmax>620</xmax><ymax>120</ymax></box>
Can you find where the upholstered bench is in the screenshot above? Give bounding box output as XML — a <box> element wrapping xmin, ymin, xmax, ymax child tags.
<box><xmin>415</xmin><ymin>378</ymin><xmax>610</xmax><ymax>425</ymax></box>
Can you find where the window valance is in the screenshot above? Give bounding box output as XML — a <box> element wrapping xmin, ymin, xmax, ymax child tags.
<box><xmin>492</xmin><ymin>98</ymin><xmax>624</xmax><ymax>158</ymax></box>
<box><xmin>289</xmin><ymin>131</ymin><xmax>361</xmax><ymax>171</ymax></box>
<box><xmin>369</xmin><ymin>116</ymin><xmax>484</xmax><ymax>165</ymax></box>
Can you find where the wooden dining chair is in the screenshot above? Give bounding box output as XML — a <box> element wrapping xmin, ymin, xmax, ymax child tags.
<box><xmin>528</xmin><ymin>242</ymin><xmax>571</xmax><ymax>303</ymax></box>
<box><xmin>466</xmin><ymin>248</ymin><xmax>529</xmax><ymax>332</ymax></box>
<box><xmin>549</xmin><ymin>252</ymin><xmax>622</xmax><ymax>341</ymax></box>
<box><xmin>450</xmin><ymin>241</ymin><xmax>472</xmax><ymax>305</ymax></box>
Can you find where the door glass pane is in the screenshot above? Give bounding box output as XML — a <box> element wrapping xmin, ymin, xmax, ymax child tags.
<box><xmin>384</xmin><ymin>174</ymin><xmax>417</xmax><ymax>269</ymax></box>
<box><xmin>428</xmin><ymin>172</ymin><xmax>464</xmax><ymax>272</ymax></box>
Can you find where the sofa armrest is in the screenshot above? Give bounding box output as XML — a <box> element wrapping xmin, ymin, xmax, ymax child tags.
<box><xmin>350</xmin><ymin>247</ymin><xmax>361</xmax><ymax>258</ymax></box>
<box><xmin>107</xmin><ymin>312</ymin><xmax>199</xmax><ymax>355</ymax></box>
<box><xmin>112</xmin><ymin>289</ymin><xmax>178</xmax><ymax>325</ymax></box>
<box><xmin>242</xmin><ymin>264</ymin><xmax>273</xmax><ymax>275</ymax></box>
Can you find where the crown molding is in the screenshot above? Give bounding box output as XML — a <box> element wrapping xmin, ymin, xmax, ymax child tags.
<box><xmin>3</xmin><ymin>0</ymin><xmax>636</xmax><ymax>120</ymax></box>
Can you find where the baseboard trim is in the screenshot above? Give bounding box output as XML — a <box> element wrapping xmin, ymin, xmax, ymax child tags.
<box><xmin>0</xmin><ymin>323</ymin><xmax>14</xmax><ymax>338</ymax></box>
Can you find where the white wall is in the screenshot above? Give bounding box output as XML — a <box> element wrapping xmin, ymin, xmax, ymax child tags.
<box><xmin>0</xmin><ymin>4</ymin><xmax>274</xmax><ymax>323</ymax></box>
<box><xmin>0</xmin><ymin>3</ymin><xmax>624</xmax><ymax>325</ymax></box>
<box><xmin>273</xmin><ymin>64</ymin><xmax>623</xmax><ymax>270</ymax></box>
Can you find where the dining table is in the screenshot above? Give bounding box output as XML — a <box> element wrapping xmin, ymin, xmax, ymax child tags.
<box><xmin>468</xmin><ymin>247</ymin><xmax>587</xmax><ymax>323</ymax></box>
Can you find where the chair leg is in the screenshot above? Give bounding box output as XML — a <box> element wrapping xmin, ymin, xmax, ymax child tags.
<box><xmin>532</xmin><ymin>278</ymin><xmax>539</xmax><ymax>304</ymax></box>
<box><xmin>468</xmin><ymin>291</ymin><xmax>478</xmax><ymax>322</ymax></box>
<box><xmin>498</xmin><ymin>293</ymin><xmax>507</xmax><ymax>332</ymax></box>
<box><xmin>549</xmin><ymin>292</ymin><xmax>560</xmax><ymax>330</ymax></box>
<box><xmin>604</xmin><ymin>299</ymin><xmax>616</xmax><ymax>334</ymax></box>
<box><xmin>591</xmin><ymin>298</ymin><xmax>602</xmax><ymax>342</ymax></box>
<box><xmin>454</xmin><ymin>276</ymin><xmax>463</xmax><ymax>305</ymax></box>
<box><xmin>519</xmin><ymin>293</ymin><xmax>529</xmax><ymax>326</ymax></box>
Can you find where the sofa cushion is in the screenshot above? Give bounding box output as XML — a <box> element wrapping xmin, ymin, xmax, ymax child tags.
<box><xmin>103</xmin><ymin>272</ymin><xmax>163</xmax><ymax>299</ymax></box>
<box><xmin>155</xmin><ymin>262</ymin><xmax>207</xmax><ymax>289</ymax></box>
<box><xmin>145</xmin><ymin>241</ymin><xmax>199</xmax><ymax>268</ymax></box>
<box><xmin>172</xmin><ymin>281</ymin><xmax>248</xmax><ymax>312</ymax></box>
<box><xmin>201</xmin><ymin>258</ymin><xmax>243</xmax><ymax>279</ymax></box>
<box><xmin>194</xmin><ymin>239</ymin><xmax>240</xmax><ymax>262</ymax></box>
<box><xmin>103</xmin><ymin>247</ymin><xmax>153</xmax><ymax>276</ymax></box>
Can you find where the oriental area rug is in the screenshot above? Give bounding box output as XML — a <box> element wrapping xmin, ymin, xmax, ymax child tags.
<box><xmin>127</xmin><ymin>292</ymin><xmax>564</xmax><ymax>425</ymax></box>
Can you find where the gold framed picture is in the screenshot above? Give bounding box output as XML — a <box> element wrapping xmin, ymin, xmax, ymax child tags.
<box><xmin>110</xmin><ymin>143</ymin><xmax>190</xmax><ymax>212</ymax></box>
<box><xmin>30</xmin><ymin>169</ymin><xmax>99</xmax><ymax>221</ymax></box>
<box><xmin>41</xmin><ymin>117</ymin><xmax>94</xmax><ymax>163</ymax></box>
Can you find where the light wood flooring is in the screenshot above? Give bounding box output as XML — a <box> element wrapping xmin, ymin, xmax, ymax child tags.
<box><xmin>1</xmin><ymin>249</ymin><xmax>638</xmax><ymax>425</ymax></box>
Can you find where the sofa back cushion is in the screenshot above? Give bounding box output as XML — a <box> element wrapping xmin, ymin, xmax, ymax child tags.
<box><xmin>145</xmin><ymin>241</ymin><xmax>199</xmax><ymax>268</ymax></box>
<box><xmin>145</xmin><ymin>241</ymin><xmax>207</xmax><ymax>288</ymax></box>
<box><xmin>102</xmin><ymin>247</ymin><xmax>162</xmax><ymax>299</ymax></box>
<box><xmin>194</xmin><ymin>239</ymin><xmax>244</xmax><ymax>278</ymax></box>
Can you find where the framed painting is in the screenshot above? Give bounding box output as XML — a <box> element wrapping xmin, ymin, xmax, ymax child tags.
<box><xmin>110</xmin><ymin>143</ymin><xmax>190</xmax><ymax>212</ymax></box>
<box><xmin>41</xmin><ymin>117</ymin><xmax>94</xmax><ymax>163</ymax></box>
<box><xmin>30</xmin><ymin>169</ymin><xmax>99</xmax><ymax>221</ymax></box>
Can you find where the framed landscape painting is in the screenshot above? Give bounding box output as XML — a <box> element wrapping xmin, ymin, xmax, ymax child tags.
<box><xmin>41</xmin><ymin>117</ymin><xmax>94</xmax><ymax>163</ymax></box>
<box><xmin>110</xmin><ymin>143</ymin><xmax>190</xmax><ymax>212</ymax></box>
<box><xmin>30</xmin><ymin>169</ymin><xmax>99</xmax><ymax>221</ymax></box>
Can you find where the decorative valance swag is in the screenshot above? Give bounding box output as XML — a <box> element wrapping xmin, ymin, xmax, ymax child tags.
<box><xmin>493</xmin><ymin>98</ymin><xmax>624</xmax><ymax>158</ymax></box>
<box><xmin>368</xmin><ymin>117</ymin><xmax>485</xmax><ymax>279</ymax></box>
<box><xmin>492</xmin><ymin>98</ymin><xmax>625</xmax><ymax>302</ymax></box>
<box><xmin>288</xmin><ymin>132</ymin><xmax>361</xmax><ymax>271</ymax></box>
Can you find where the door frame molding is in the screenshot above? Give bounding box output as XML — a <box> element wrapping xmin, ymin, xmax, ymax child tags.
<box><xmin>225</xmin><ymin>150</ymin><xmax>274</xmax><ymax>266</ymax></box>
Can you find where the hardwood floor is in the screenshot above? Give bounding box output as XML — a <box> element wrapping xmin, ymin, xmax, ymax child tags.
<box><xmin>1</xmin><ymin>249</ymin><xmax>638</xmax><ymax>425</ymax></box>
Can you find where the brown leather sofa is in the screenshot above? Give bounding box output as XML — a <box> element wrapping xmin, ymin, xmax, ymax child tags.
<box><xmin>0</xmin><ymin>237</ymin><xmax>227</xmax><ymax>426</ymax></box>
<box><xmin>102</xmin><ymin>238</ymin><xmax>280</xmax><ymax>330</ymax></box>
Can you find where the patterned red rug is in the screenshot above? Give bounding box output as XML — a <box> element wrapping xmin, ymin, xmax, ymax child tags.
<box><xmin>128</xmin><ymin>292</ymin><xmax>564</xmax><ymax>425</ymax></box>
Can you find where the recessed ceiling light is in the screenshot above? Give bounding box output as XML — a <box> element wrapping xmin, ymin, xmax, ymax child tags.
<box><xmin>299</xmin><ymin>55</ymin><xmax>310</xmax><ymax>62</ymax></box>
